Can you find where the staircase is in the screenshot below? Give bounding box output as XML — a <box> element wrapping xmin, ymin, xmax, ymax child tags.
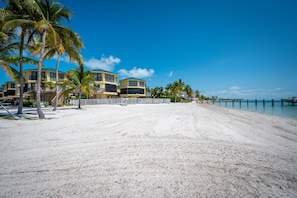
<box><xmin>51</xmin><ymin>86</ymin><xmax>64</xmax><ymax>106</ymax></box>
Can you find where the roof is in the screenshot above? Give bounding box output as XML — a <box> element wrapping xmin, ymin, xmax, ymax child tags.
<box><xmin>25</xmin><ymin>68</ymin><xmax>66</xmax><ymax>74</ymax></box>
<box><xmin>90</xmin><ymin>69</ymin><xmax>117</xmax><ymax>75</ymax></box>
<box><xmin>120</xmin><ymin>77</ymin><xmax>145</xmax><ymax>81</ymax></box>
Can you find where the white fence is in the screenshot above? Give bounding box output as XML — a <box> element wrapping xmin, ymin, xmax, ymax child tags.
<box><xmin>70</xmin><ymin>98</ymin><xmax>171</xmax><ymax>106</ymax></box>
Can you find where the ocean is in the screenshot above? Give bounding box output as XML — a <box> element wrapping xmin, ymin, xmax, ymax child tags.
<box><xmin>212</xmin><ymin>100</ymin><xmax>297</xmax><ymax>120</ymax></box>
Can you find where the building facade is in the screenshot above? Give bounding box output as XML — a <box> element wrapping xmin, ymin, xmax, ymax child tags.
<box><xmin>91</xmin><ymin>70</ymin><xmax>118</xmax><ymax>98</ymax></box>
<box><xmin>0</xmin><ymin>68</ymin><xmax>67</xmax><ymax>105</ymax></box>
<box><xmin>119</xmin><ymin>78</ymin><xmax>147</xmax><ymax>98</ymax></box>
<box><xmin>0</xmin><ymin>69</ymin><xmax>148</xmax><ymax>104</ymax></box>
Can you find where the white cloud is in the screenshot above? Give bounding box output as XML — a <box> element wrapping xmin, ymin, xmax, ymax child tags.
<box><xmin>118</xmin><ymin>67</ymin><xmax>154</xmax><ymax>78</ymax></box>
<box><xmin>168</xmin><ymin>71</ymin><xmax>173</xmax><ymax>77</ymax></box>
<box><xmin>84</xmin><ymin>55</ymin><xmax>121</xmax><ymax>71</ymax></box>
<box><xmin>229</xmin><ymin>86</ymin><xmax>241</xmax><ymax>90</ymax></box>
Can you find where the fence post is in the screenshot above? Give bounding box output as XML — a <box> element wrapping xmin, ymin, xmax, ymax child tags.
<box><xmin>272</xmin><ymin>99</ymin><xmax>274</xmax><ymax>106</ymax></box>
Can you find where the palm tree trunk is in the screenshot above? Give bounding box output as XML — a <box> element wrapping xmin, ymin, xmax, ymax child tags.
<box><xmin>53</xmin><ymin>54</ymin><xmax>61</xmax><ymax>111</ymax></box>
<box><xmin>17</xmin><ymin>62</ymin><xmax>24</xmax><ymax>114</ymax></box>
<box><xmin>78</xmin><ymin>92</ymin><xmax>81</xmax><ymax>109</ymax></box>
<box><xmin>36</xmin><ymin>31</ymin><xmax>46</xmax><ymax>119</ymax></box>
<box><xmin>17</xmin><ymin>32</ymin><xmax>25</xmax><ymax>115</ymax></box>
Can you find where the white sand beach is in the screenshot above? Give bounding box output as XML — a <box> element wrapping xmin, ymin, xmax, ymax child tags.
<box><xmin>0</xmin><ymin>102</ymin><xmax>297</xmax><ymax>197</ymax></box>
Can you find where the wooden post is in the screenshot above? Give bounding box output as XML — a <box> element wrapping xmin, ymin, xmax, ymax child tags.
<box><xmin>281</xmin><ymin>99</ymin><xmax>283</xmax><ymax>106</ymax></box>
<box><xmin>239</xmin><ymin>100</ymin><xmax>241</xmax><ymax>107</ymax></box>
<box><xmin>272</xmin><ymin>99</ymin><xmax>274</xmax><ymax>106</ymax></box>
<box><xmin>263</xmin><ymin>99</ymin><xmax>265</xmax><ymax>107</ymax></box>
<box><xmin>247</xmin><ymin>99</ymin><xmax>249</xmax><ymax>106</ymax></box>
<box><xmin>232</xmin><ymin>99</ymin><xmax>234</xmax><ymax>107</ymax></box>
<box><xmin>255</xmin><ymin>99</ymin><xmax>257</xmax><ymax>106</ymax></box>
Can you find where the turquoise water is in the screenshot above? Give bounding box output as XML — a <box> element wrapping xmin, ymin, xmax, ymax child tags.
<box><xmin>213</xmin><ymin>100</ymin><xmax>297</xmax><ymax>120</ymax></box>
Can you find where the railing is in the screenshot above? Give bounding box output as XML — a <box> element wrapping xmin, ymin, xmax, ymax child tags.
<box><xmin>51</xmin><ymin>86</ymin><xmax>64</xmax><ymax>105</ymax></box>
<box><xmin>70</xmin><ymin>98</ymin><xmax>171</xmax><ymax>106</ymax></box>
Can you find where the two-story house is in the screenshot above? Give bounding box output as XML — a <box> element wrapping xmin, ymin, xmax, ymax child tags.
<box><xmin>23</xmin><ymin>68</ymin><xmax>67</xmax><ymax>104</ymax></box>
<box><xmin>0</xmin><ymin>68</ymin><xmax>67</xmax><ymax>105</ymax></box>
<box><xmin>91</xmin><ymin>70</ymin><xmax>118</xmax><ymax>98</ymax></box>
<box><xmin>0</xmin><ymin>81</ymin><xmax>19</xmax><ymax>104</ymax></box>
<box><xmin>119</xmin><ymin>78</ymin><xmax>147</xmax><ymax>98</ymax></box>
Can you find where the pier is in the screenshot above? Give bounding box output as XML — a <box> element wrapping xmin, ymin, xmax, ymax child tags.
<box><xmin>281</xmin><ymin>97</ymin><xmax>297</xmax><ymax>106</ymax></box>
<box><xmin>211</xmin><ymin>97</ymin><xmax>297</xmax><ymax>106</ymax></box>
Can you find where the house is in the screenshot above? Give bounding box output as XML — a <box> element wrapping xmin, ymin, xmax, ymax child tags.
<box><xmin>90</xmin><ymin>70</ymin><xmax>118</xmax><ymax>98</ymax></box>
<box><xmin>0</xmin><ymin>68</ymin><xmax>67</xmax><ymax>105</ymax></box>
<box><xmin>0</xmin><ymin>81</ymin><xmax>19</xmax><ymax>104</ymax></box>
<box><xmin>0</xmin><ymin>68</ymin><xmax>150</xmax><ymax>105</ymax></box>
<box><xmin>119</xmin><ymin>77</ymin><xmax>147</xmax><ymax>98</ymax></box>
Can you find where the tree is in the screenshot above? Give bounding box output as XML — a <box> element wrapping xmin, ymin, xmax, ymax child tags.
<box><xmin>151</xmin><ymin>86</ymin><xmax>165</xmax><ymax>98</ymax></box>
<box><xmin>184</xmin><ymin>84</ymin><xmax>193</xmax><ymax>100</ymax></box>
<box><xmin>52</xmin><ymin>31</ymin><xmax>83</xmax><ymax>111</ymax></box>
<box><xmin>195</xmin><ymin>90</ymin><xmax>200</xmax><ymax>99</ymax></box>
<box><xmin>62</xmin><ymin>64</ymin><xmax>96</xmax><ymax>109</ymax></box>
<box><xmin>1</xmin><ymin>0</ymin><xmax>38</xmax><ymax>114</ymax></box>
<box><xmin>172</xmin><ymin>79</ymin><xmax>185</xmax><ymax>102</ymax></box>
<box><xmin>26</xmin><ymin>0</ymin><xmax>76</xmax><ymax>119</ymax></box>
<box><xmin>31</xmin><ymin>26</ymin><xmax>84</xmax><ymax>111</ymax></box>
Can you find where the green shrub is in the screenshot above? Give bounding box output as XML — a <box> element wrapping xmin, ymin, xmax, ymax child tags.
<box><xmin>23</xmin><ymin>99</ymin><xmax>35</xmax><ymax>107</ymax></box>
<box><xmin>43</xmin><ymin>102</ymin><xmax>49</xmax><ymax>107</ymax></box>
<box><xmin>169</xmin><ymin>96</ymin><xmax>181</xmax><ymax>102</ymax></box>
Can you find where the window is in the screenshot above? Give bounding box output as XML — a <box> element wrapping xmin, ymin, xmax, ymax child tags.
<box><xmin>41</xmin><ymin>72</ymin><xmax>46</xmax><ymax>79</ymax></box>
<box><xmin>120</xmin><ymin>88</ymin><xmax>145</xmax><ymax>95</ymax></box>
<box><xmin>105</xmin><ymin>74</ymin><xmax>114</xmax><ymax>82</ymax></box>
<box><xmin>29</xmin><ymin>83</ymin><xmax>35</xmax><ymax>91</ymax></box>
<box><xmin>120</xmin><ymin>88</ymin><xmax>128</xmax><ymax>94</ymax></box>
<box><xmin>10</xmin><ymin>83</ymin><xmax>15</xmax><ymax>88</ymax></box>
<box><xmin>139</xmin><ymin>81</ymin><xmax>145</xmax><ymax>87</ymax></box>
<box><xmin>50</xmin><ymin>72</ymin><xmax>56</xmax><ymax>81</ymax></box>
<box><xmin>127</xmin><ymin>88</ymin><xmax>144</xmax><ymax>94</ymax></box>
<box><xmin>105</xmin><ymin>84</ymin><xmax>117</xmax><ymax>92</ymax></box>
<box><xmin>31</xmin><ymin>71</ymin><xmax>37</xmax><ymax>80</ymax></box>
<box><xmin>93</xmin><ymin>73</ymin><xmax>102</xmax><ymax>81</ymax></box>
<box><xmin>58</xmin><ymin>74</ymin><xmax>64</xmax><ymax>80</ymax></box>
<box><xmin>129</xmin><ymin>80</ymin><xmax>137</xmax><ymax>86</ymax></box>
<box><xmin>94</xmin><ymin>84</ymin><xmax>100</xmax><ymax>90</ymax></box>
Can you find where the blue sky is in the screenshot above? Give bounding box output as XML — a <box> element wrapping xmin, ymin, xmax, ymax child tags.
<box><xmin>1</xmin><ymin>0</ymin><xmax>297</xmax><ymax>99</ymax></box>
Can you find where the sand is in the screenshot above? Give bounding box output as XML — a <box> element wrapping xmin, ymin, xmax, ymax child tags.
<box><xmin>0</xmin><ymin>102</ymin><xmax>297</xmax><ymax>197</ymax></box>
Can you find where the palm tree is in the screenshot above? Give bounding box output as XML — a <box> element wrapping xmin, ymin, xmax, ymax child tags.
<box><xmin>171</xmin><ymin>79</ymin><xmax>184</xmax><ymax>102</ymax></box>
<box><xmin>25</xmin><ymin>0</ymin><xmax>76</xmax><ymax>119</ymax></box>
<box><xmin>1</xmin><ymin>1</ymin><xmax>38</xmax><ymax>114</ymax></box>
<box><xmin>184</xmin><ymin>84</ymin><xmax>193</xmax><ymax>100</ymax></box>
<box><xmin>151</xmin><ymin>86</ymin><xmax>165</xmax><ymax>98</ymax></box>
<box><xmin>62</xmin><ymin>64</ymin><xmax>96</xmax><ymax>109</ymax></box>
<box><xmin>31</xmin><ymin>27</ymin><xmax>84</xmax><ymax>111</ymax></box>
<box><xmin>195</xmin><ymin>90</ymin><xmax>200</xmax><ymax>99</ymax></box>
<box><xmin>51</xmin><ymin>28</ymin><xmax>84</xmax><ymax>111</ymax></box>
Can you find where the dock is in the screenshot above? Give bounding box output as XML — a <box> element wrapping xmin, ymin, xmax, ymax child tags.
<box><xmin>281</xmin><ymin>97</ymin><xmax>297</xmax><ymax>105</ymax></box>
